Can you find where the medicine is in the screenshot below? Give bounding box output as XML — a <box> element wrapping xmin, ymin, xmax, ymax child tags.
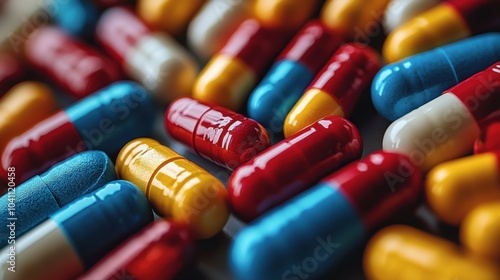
<box><xmin>247</xmin><ymin>20</ymin><xmax>344</xmax><ymax>133</ymax></box>
<box><xmin>253</xmin><ymin>0</ymin><xmax>319</xmax><ymax>31</ymax></box>
<box><xmin>116</xmin><ymin>138</ymin><xmax>229</xmax><ymax>239</ymax></box>
<box><xmin>474</xmin><ymin>111</ymin><xmax>500</xmax><ymax>154</ymax></box>
<box><xmin>51</xmin><ymin>0</ymin><xmax>100</xmax><ymax>39</ymax></box>
<box><xmin>165</xmin><ymin>97</ymin><xmax>270</xmax><ymax>170</ymax></box>
<box><xmin>383</xmin><ymin>0</ymin><xmax>440</xmax><ymax>33</ymax></box>
<box><xmin>461</xmin><ymin>202</ymin><xmax>500</xmax><ymax>261</ymax></box>
<box><xmin>25</xmin><ymin>27</ymin><xmax>121</xmax><ymax>100</ymax></box>
<box><xmin>373</xmin><ymin>33</ymin><xmax>500</xmax><ymax>121</ymax></box>
<box><xmin>96</xmin><ymin>7</ymin><xmax>198</xmax><ymax>103</ymax></box>
<box><xmin>0</xmin><ymin>151</ymin><xmax>116</xmax><ymax>247</ymax></box>
<box><xmin>193</xmin><ymin>18</ymin><xmax>291</xmax><ymax>111</ymax></box>
<box><xmin>383</xmin><ymin>62</ymin><xmax>500</xmax><ymax>172</ymax></box>
<box><xmin>426</xmin><ymin>151</ymin><xmax>500</xmax><ymax>225</ymax></box>
<box><xmin>284</xmin><ymin>43</ymin><xmax>380</xmax><ymax>138</ymax></box>
<box><xmin>364</xmin><ymin>225</ymin><xmax>500</xmax><ymax>280</ymax></box>
<box><xmin>383</xmin><ymin>0</ymin><xmax>500</xmax><ymax>63</ymax></box>
<box><xmin>137</xmin><ymin>0</ymin><xmax>205</xmax><ymax>35</ymax></box>
<box><xmin>79</xmin><ymin>220</ymin><xmax>193</xmax><ymax>280</ymax></box>
<box><xmin>1</xmin><ymin>81</ymin><xmax>155</xmax><ymax>184</ymax></box>
<box><xmin>0</xmin><ymin>180</ymin><xmax>153</xmax><ymax>280</ymax></box>
<box><xmin>187</xmin><ymin>0</ymin><xmax>252</xmax><ymax>60</ymax></box>
<box><xmin>230</xmin><ymin>151</ymin><xmax>421</xmax><ymax>280</ymax></box>
<box><xmin>0</xmin><ymin>54</ymin><xmax>23</xmax><ymax>94</ymax></box>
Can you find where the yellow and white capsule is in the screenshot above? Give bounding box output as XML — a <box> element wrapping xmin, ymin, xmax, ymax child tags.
<box><xmin>383</xmin><ymin>0</ymin><xmax>440</xmax><ymax>33</ymax></box>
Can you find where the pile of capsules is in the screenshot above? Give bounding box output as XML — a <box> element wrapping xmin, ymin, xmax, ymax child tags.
<box><xmin>0</xmin><ymin>0</ymin><xmax>499</xmax><ymax>279</ymax></box>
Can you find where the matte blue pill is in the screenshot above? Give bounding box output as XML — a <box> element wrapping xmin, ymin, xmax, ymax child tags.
<box><xmin>51</xmin><ymin>0</ymin><xmax>101</xmax><ymax>39</ymax></box>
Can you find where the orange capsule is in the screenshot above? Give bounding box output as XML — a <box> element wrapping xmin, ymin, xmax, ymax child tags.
<box><xmin>253</xmin><ymin>0</ymin><xmax>320</xmax><ymax>31</ymax></box>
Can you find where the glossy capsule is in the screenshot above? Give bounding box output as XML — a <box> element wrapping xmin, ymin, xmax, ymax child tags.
<box><xmin>383</xmin><ymin>62</ymin><xmax>500</xmax><ymax>172</ymax></box>
<box><xmin>461</xmin><ymin>202</ymin><xmax>500</xmax><ymax>261</ymax></box>
<box><xmin>1</xmin><ymin>82</ymin><xmax>155</xmax><ymax>184</ymax></box>
<box><xmin>426</xmin><ymin>151</ymin><xmax>500</xmax><ymax>225</ymax></box>
<box><xmin>383</xmin><ymin>0</ymin><xmax>500</xmax><ymax>63</ymax></box>
<box><xmin>165</xmin><ymin>97</ymin><xmax>270</xmax><ymax>170</ymax></box>
<box><xmin>25</xmin><ymin>27</ymin><xmax>121</xmax><ymax>99</ymax></box>
<box><xmin>96</xmin><ymin>7</ymin><xmax>198</xmax><ymax>103</ymax></box>
<box><xmin>0</xmin><ymin>54</ymin><xmax>23</xmax><ymax>95</ymax></box>
<box><xmin>284</xmin><ymin>43</ymin><xmax>380</xmax><ymax>138</ymax></box>
<box><xmin>230</xmin><ymin>151</ymin><xmax>422</xmax><ymax>280</ymax></box>
<box><xmin>228</xmin><ymin>116</ymin><xmax>362</xmax><ymax>221</ymax></box>
<box><xmin>51</xmin><ymin>0</ymin><xmax>101</xmax><ymax>39</ymax></box>
<box><xmin>364</xmin><ymin>225</ymin><xmax>500</xmax><ymax>280</ymax></box>
<box><xmin>383</xmin><ymin>0</ymin><xmax>440</xmax><ymax>33</ymax></box>
<box><xmin>0</xmin><ymin>180</ymin><xmax>153</xmax><ymax>280</ymax></box>
<box><xmin>247</xmin><ymin>20</ymin><xmax>344</xmax><ymax>133</ymax></box>
<box><xmin>187</xmin><ymin>0</ymin><xmax>252</xmax><ymax>60</ymax></box>
<box><xmin>253</xmin><ymin>0</ymin><xmax>319</xmax><ymax>31</ymax></box>
<box><xmin>116</xmin><ymin>138</ymin><xmax>229</xmax><ymax>239</ymax></box>
<box><xmin>474</xmin><ymin>111</ymin><xmax>500</xmax><ymax>154</ymax></box>
<box><xmin>193</xmin><ymin>18</ymin><xmax>291</xmax><ymax>111</ymax></box>
<box><xmin>372</xmin><ymin>33</ymin><xmax>500</xmax><ymax>121</ymax></box>
<box><xmin>0</xmin><ymin>151</ymin><xmax>116</xmax><ymax>246</ymax></box>
<box><xmin>79</xmin><ymin>220</ymin><xmax>194</xmax><ymax>280</ymax></box>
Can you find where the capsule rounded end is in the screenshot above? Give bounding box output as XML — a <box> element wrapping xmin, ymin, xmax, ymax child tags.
<box><xmin>461</xmin><ymin>202</ymin><xmax>500</xmax><ymax>261</ymax></box>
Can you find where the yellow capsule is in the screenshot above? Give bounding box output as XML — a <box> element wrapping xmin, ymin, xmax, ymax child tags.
<box><xmin>321</xmin><ymin>0</ymin><xmax>391</xmax><ymax>39</ymax></box>
<box><xmin>116</xmin><ymin>138</ymin><xmax>229</xmax><ymax>239</ymax></box>
<box><xmin>364</xmin><ymin>225</ymin><xmax>500</xmax><ymax>280</ymax></box>
<box><xmin>0</xmin><ymin>81</ymin><xmax>57</xmax><ymax>153</ymax></box>
<box><xmin>426</xmin><ymin>152</ymin><xmax>500</xmax><ymax>225</ymax></box>
<box><xmin>137</xmin><ymin>0</ymin><xmax>206</xmax><ymax>35</ymax></box>
<box><xmin>461</xmin><ymin>201</ymin><xmax>500</xmax><ymax>261</ymax></box>
<box><xmin>383</xmin><ymin>3</ymin><xmax>470</xmax><ymax>63</ymax></box>
<box><xmin>253</xmin><ymin>0</ymin><xmax>318</xmax><ymax>30</ymax></box>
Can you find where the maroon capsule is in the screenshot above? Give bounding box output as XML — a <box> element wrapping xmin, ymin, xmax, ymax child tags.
<box><xmin>0</xmin><ymin>54</ymin><xmax>24</xmax><ymax>95</ymax></box>
<box><xmin>228</xmin><ymin>115</ymin><xmax>363</xmax><ymax>221</ymax></box>
<box><xmin>165</xmin><ymin>97</ymin><xmax>271</xmax><ymax>170</ymax></box>
<box><xmin>25</xmin><ymin>27</ymin><xmax>121</xmax><ymax>99</ymax></box>
<box><xmin>475</xmin><ymin>111</ymin><xmax>500</xmax><ymax>154</ymax></box>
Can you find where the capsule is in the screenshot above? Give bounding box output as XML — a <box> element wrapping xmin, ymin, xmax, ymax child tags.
<box><xmin>137</xmin><ymin>0</ymin><xmax>206</xmax><ymax>35</ymax></box>
<box><xmin>230</xmin><ymin>151</ymin><xmax>422</xmax><ymax>280</ymax></box>
<box><xmin>96</xmin><ymin>7</ymin><xmax>198</xmax><ymax>103</ymax></box>
<box><xmin>0</xmin><ymin>180</ymin><xmax>152</xmax><ymax>280</ymax></box>
<box><xmin>187</xmin><ymin>0</ymin><xmax>252</xmax><ymax>60</ymax></box>
<box><xmin>247</xmin><ymin>20</ymin><xmax>344</xmax><ymax>133</ymax></box>
<box><xmin>0</xmin><ymin>151</ymin><xmax>116</xmax><ymax>246</ymax></box>
<box><xmin>165</xmin><ymin>97</ymin><xmax>270</xmax><ymax>170</ymax></box>
<box><xmin>364</xmin><ymin>225</ymin><xmax>500</xmax><ymax>280</ymax></box>
<box><xmin>1</xmin><ymin>82</ymin><xmax>155</xmax><ymax>184</ymax></box>
<box><xmin>383</xmin><ymin>0</ymin><xmax>440</xmax><ymax>33</ymax></box>
<box><xmin>372</xmin><ymin>33</ymin><xmax>500</xmax><ymax>121</ymax></box>
<box><xmin>474</xmin><ymin>111</ymin><xmax>500</xmax><ymax>154</ymax></box>
<box><xmin>284</xmin><ymin>43</ymin><xmax>380</xmax><ymax>138</ymax></box>
<box><xmin>426</xmin><ymin>151</ymin><xmax>500</xmax><ymax>225</ymax></box>
<box><xmin>253</xmin><ymin>0</ymin><xmax>319</xmax><ymax>31</ymax></box>
<box><xmin>193</xmin><ymin>18</ymin><xmax>291</xmax><ymax>111</ymax></box>
<box><xmin>383</xmin><ymin>62</ymin><xmax>500</xmax><ymax>172</ymax></box>
<box><xmin>79</xmin><ymin>220</ymin><xmax>194</xmax><ymax>280</ymax></box>
<box><xmin>383</xmin><ymin>0</ymin><xmax>500</xmax><ymax>63</ymax></box>
<box><xmin>51</xmin><ymin>0</ymin><xmax>101</xmax><ymax>39</ymax></box>
<box><xmin>116</xmin><ymin>138</ymin><xmax>229</xmax><ymax>239</ymax></box>
<box><xmin>461</xmin><ymin>202</ymin><xmax>500</xmax><ymax>261</ymax></box>
<box><xmin>92</xmin><ymin>0</ymin><xmax>131</xmax><ymax>7</ymax></box>
<box><xmin>25</xmin><ymin>27</ymin><xmax>121</xmax><ymax>99</ymax></box>
<box><xmin>0</xmin><ymin>54</ymin><xmax>23</xmax><ymax>95</ymax></box>
<box><xmin>321</xmin><ymin>0</ymin><xmax>391</xmax><ymax>39</ymax></box>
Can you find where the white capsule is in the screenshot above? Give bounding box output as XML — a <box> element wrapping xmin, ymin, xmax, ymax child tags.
<box><xmin>383</xmin><ymin>0</ymin><xmax>440</xmax><ymax>33</ymax></box>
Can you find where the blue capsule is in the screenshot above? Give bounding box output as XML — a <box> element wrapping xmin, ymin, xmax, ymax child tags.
<box><xmin>51</xmin><ymin>0</ymin><xmax>101</xmax><ymax>39</ymax></box>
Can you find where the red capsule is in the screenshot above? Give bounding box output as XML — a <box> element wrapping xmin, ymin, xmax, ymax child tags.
<box><xmin>78</xmin><ymin>220</ymin><xmax>194</xmax><ymax>280</ymax></box>
<box><xmin>475</xmin><ymin>111</ymin><xmax>500</xmax><ymax>154</ymax></box>
<box><xmin>228</xmin><ymin>115</ymin><xmax>363</xmax><ymax>221</ymax></box>
<box><xmin>165</xmin><ymin>97</ymin><xmax>270</xmax><ymax>170</ymax></box>
<box><xmin>0</xmin><ymin>54</ymin><xmax>24</xmax><ymax>95</ymax></box>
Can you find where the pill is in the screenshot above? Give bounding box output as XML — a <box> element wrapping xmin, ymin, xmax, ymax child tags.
<box><xmin>187</xmin><ymin>0</ymin><xmax>252</xmax><ymax>60</ymax></box>
<box><xmin>383</xmin><ymin>62</ymin><xmax>500</xmax><ymax>171</ymax></box>
<box><xmin>474</xmin><ymin>111</ymin><xmax>500</xmax><ymax>154</ymax></box>
<box><xmin>0</xmin><ymin>151</ymin><xmax>116</xmax><ymax>246</ymax></box>
<box><xmin>284</xmin><ymin>43</ymin><xmax>380</xmax><ymax>138</ymax></box>
<box><xmin>0</xmin><ymin>180</ymin><xmax>153</xmax><ymax>280</ymax></box>
<box><xmin>230</xmin><ymin>151</ymin><xmax>421</xmax><ymax>280</ymax></box>
<box><xmin>193</xmin><ymin>18</ymin><xmax>291</xmax><ymax>111</ymax></box>
<box><xmin>372</xmin><ymin>33</ymin><xmax>500</xmax><ymax>121</ymax></box>
<box><xmin>79</xmin><ymin>220</ymin><xmax>194</xmax><ymax>280</ymax></box>
<box><xmin>165</xmin><ymin>97</ymin><xmax>270</xmax><ymax>170</ymax></box>
<box><xmin>383</xmin><ymin>0</ymin><xmax>440</xmax><ymax>33</ymax></box>
<box><xmin>0</xmin><ymin>82</ymin><xmax>57</xmax><ymax>155</ymax></box>
<box><xmin>96</xmin><ymin>7</ymin><xmax>198</xmax><ymax>103</ymax></box>
<box><xmin>0</xmin><ymin>54</ymin><xmax>24</xmax><ymax>95</ymax></box>
<box><xmin>1</xmin><ymin>81</ymin><xmax>155</xmax><ymax>184</ymax></box>
<box><xmin>426</xmin><ymin>151</ymin><xmax>500</xmax><ymax>225</ymax></box>
<box><xmin>51</xmin><ymin>0</ymin><xmax>101</xmax><ymax>39</ymax></box>
<box><xmin>247</xmin><ymin>20</ymin><xmax>344</xmax><ymax>133</ymax></box>
<box><xmin>383</xmin><ymin>0</ymin><xmax>500</xmax><ymax>63</ymax></box>
<box><xmin>116</xmin><ymin>138</ymin><xmax>229</xmax><ymax>239</ymax></box>
<box><xmin>461</xmin><ymin>201</ymin><xmax>500</xmax><ymax>261</ymax></box>
<box><xmin>364</xmin><ymin>225</ymin><xmax>500</xmax><ymax>280</ymax></box>
<box><xmin>25</xmin><ymin>27</ymin><xmax>121</xmax><ymax>100</ymax></box>
<box><xmin>321</xmin><ymin>0</ymin><xmax>391</xmax><ymax>39</ymax></box>
<box><xmin>253</xmin><ymin>0</ymin><xmax>319</xmax><ymax>31</ymax></box>
<box><xmin>137</xmin><ymin>0</ymin><xmax>206</xmax><ymax>35</ymax></box>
